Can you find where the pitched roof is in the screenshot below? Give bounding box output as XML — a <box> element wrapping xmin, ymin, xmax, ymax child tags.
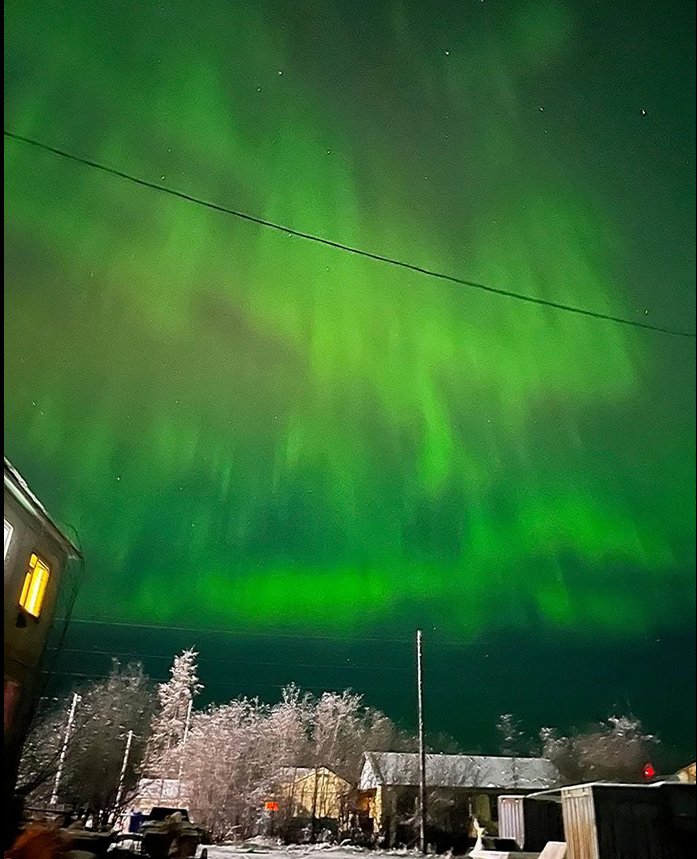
<box><xmin>278</xmin><ymin>766</ymin><xmax>349</xmax><ymax>786</ymax></box>
<box><xmin>278</xmin><ymin>767</ymin><xmax>315</xmax><ymax>782</ymax></box>
<box><xmin>360</xmin><ymin>752</ymin><xmax>560</xmax><ymax>792</ymax></box>
<box><xmin>4</xmin><ymin>458</ymin><xmax>81</xmax><ymax>558</ymax></box>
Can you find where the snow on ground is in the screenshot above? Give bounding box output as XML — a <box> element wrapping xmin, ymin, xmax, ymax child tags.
<box><xmin>199</xmin><ymin>846</ymin><xmax>543</xmax><ymax>859</ymax></box>
<box><xmin>201</xmin><ymin>844</ymin><xmax>422</xmax><ymax>859</ymax></box>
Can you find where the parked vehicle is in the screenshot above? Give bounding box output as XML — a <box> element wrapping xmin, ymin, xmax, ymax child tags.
<box><xmin>140</xmin><ymin>809</ymin><xmax>206</xmax><ymax>859</ymax></box>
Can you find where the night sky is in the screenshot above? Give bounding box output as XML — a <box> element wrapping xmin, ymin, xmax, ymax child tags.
<box><xmin>4</xmin><ymin>0</ymin><xmax>696</xmax><ymax>763</ymax></box>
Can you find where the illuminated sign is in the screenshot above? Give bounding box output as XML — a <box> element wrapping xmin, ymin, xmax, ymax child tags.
<box><xmin>264</xmin><ymin>801</ymin><xmax>279</xmax><ymax>812</ymax></box>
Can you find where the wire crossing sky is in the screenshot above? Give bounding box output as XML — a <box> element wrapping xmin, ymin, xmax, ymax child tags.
<box><xmin>4</xmin><ymin>0</ymin><xmax>696</xmax><ymax>752</ymax></box>
<box><xmin>5</xmin><ymin>130</ymin><xmax>696</xmax><ymax>338</ymax></box>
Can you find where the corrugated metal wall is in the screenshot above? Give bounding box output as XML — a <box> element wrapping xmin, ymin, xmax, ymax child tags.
<box><xmin>562</xmin><ymin>786</ymin><xmax>600</xmax><ymax>859</ymax></box>
<box><xmin>498</xmin><ymin>795</ymin><xmax>524</xmax><ymax>848</ymax></box>
<box><xmin>562</xmin><ymin>783</ymin><xmax>695</xmax><ymax>859</ymax></box>
<box><xmin>593</xmin><ymin>784</ymin><xmax>693</xmax><ymax>859</ymax></box>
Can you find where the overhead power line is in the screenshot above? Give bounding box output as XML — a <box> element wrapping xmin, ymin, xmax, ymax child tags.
<box><xmin>43</xmin><ymin>669</ymin><xmax>454</xmax><ymax>696</ymax></box>
<box><xmin>5</xmin><ymin>129</ymin><xmax>695</xmax><ymax>339</ymax></box>
<box><xmin>42</xmin><ymin>667</ymin><xmax>644</xmax><ymax>698</ymax></box>
<box><xmin>58</xmin><ymin>616</ymin><xmax>463</xmax><ymax>647</ymax></box>
<box><xmin>50</xmin><ymin>645</ymin><xmax>422</xmax><ymax>674</ymax></box>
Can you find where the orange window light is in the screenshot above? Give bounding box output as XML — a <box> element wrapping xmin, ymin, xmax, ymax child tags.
<box><xmin>19</xmin><ymin>554</ymin><xmax>51</xmax><ymax>618</ymax></box>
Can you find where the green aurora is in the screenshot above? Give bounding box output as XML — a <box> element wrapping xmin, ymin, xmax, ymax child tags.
<box><xmin>4</xmin><ymin>0</ymin><xmax>696</xmax><ymax>750</ymax></box>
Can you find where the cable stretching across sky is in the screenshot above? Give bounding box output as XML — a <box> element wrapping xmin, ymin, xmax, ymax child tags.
<box><xmin>5</xmin><ymin>129</ymin><xmax>695</xmax><ymax>339</ymax></box>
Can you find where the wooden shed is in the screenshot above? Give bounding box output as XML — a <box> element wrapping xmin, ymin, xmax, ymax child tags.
<box><xmin>499</xmin><ymin>793</ymin><xmax>565</xmax><ymax>851</ymax></box>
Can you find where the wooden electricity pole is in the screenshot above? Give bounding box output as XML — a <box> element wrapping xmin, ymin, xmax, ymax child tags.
<box><xmin>417</xmin><ymin>630</ymin><xmax>428</xmax><ymax>854</ymax></box>
<box><xmin>115</xmin><ymin>729</ymin><xmax>134</xmax><ymax>812</ymax></box>
<box><xmin>51</xmin><ymin>691</ymin><xmax>81</xmax><ymax>806</ymax></box>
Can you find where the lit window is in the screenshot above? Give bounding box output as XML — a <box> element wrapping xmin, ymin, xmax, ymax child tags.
<box><xmin>19</xmin><ymin>554</ymin><xmax>51</xmax><ymax>618</ymax></box>
<box><xmin>4</xmin><ymin>519</ymin><xmax>13</xmax><ymax>561</ymax></box>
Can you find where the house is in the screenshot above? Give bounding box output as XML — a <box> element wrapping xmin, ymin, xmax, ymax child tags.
<box><xmin>358</xmin><ymin>751</ymin><xmax>560</xmax><ymax>847</ymax></box>
<box><xmin>503</xmin><ymin>780</ymin><xmax>696</xmax><ymax>856</ymax></box>
<box><xmin>131</xmin><ymin>778</ymin><xmax>190</xmax><ymax>816</ymax></box>
<box><xmin>278</xmin><ymin>767</ymin><xmax>352</xmax><ymax>820</ymax></box>
<box><xmin>677</xmin><ymin>762</ymin><xmax>696</xmax><ymax>784</ymax></box>
<box><xmin>4</xmin><ymin>458</ymin><xmax>81</xmax><ymax>838</ymax></box>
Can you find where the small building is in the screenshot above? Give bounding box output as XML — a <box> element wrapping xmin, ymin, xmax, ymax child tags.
<box><xmin>278</xmin><ymin>767</ymin><xmax>352</xmax><ymax>820</ymax></box>
<box><xmin>267</xmin><ymin>767</ymin><xmax>355</xmax><ymax>841</ymax></box>
<box><xmin>358</xmin><ymin>751</ymin><xmax>560</xmax><ymax>848</ymax></box>
<box><xmin>499</xmin><ymin>793</ymin><xmax>565</xmax><ymax>851</ymax></box>
<box><xmin>4</xmin><ymin>459</ymin><xmax>81</xmax><ymax>832</ymax></box>
<box><xmin>560</xmin><ymin>781</ymin><xmax>695</xmax><ymax>859</ymax></box>
<box><xmin>677</xmin><ymin>762</ymin><xmax>696</xmax><ymax>784</ymax></box>
<box><xmin>131</xmin><ymin>778</ymin><xmax>190</xmax><ymax>816</ymax></box>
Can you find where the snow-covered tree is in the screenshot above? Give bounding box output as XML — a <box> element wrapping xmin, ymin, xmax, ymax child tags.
<box><xmin>176</xmin><ymin>699</ymin><xmax>273</xmax><ymax>840</ymax></box>
<box><xmin>170</xmin><ymin>684</ymin><xmax>408</xmax><ymax>841</ymax></box>
<box><xmin>496</xmin><ymin>713</ymin><xmax>528</xmax><ymax>757</ymax></box>
<box><xmin>20</xmin><ymin>645</ymin><xmax>412</xmax><ymax>842</ymax></box>
<box><xmin>264</xmin><ymin>684</ymin><xmax>313</xmax><ymax>767</ymax></box>
<box><xmin>19</xmin><ymin>661</ymin><xmax>154</xmax><ymax>825</ymax></box>
<box><xmin>146</xmin><ymin>649</ymin><xmax>202</xmax><ymax>775</ymax></box>
<box><xmin>539</xmin><ymin>714</ymin><xmax>660</xmax><ymax>784</ymax></box>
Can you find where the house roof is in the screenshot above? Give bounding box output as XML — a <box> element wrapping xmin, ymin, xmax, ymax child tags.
<box><xmin>4</xmin><ymin>458</ymin><xmax>81</xmax><ymax>558</ymax></box>
<box><xmin>359</xmin><ymin>752</ymin><xmax>560</xmax><ymax>792</ymax></box>
<box><xmin>278</xmin><ymin>766</ymin><xmax>349</xmax><ymax>786</ymax></box>
<box><xmin>279</xmin><ymin>767</ymin><xmax>315</xmax><ymax>782</ymax></box>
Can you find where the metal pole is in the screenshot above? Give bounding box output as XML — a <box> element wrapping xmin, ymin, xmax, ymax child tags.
<box><xmin>51</xmin><ymin>692</ymin><xmax>81</xmax><ymax>806</ymax></box>
<box><xmin>115</xmin><ymin>729</ymin><xmax>134</xmax><ymax>811</ymax></box>
<box><xmin>417</xmin><ymin>630</ymin><xmax>428</xmax><ymax>854</ymax></box>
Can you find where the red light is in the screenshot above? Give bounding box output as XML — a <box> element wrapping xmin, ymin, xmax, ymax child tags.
<box><xmin>644</xmin><ymin>763</ymin><xmax>656</xmax><ymax>780</ymax></box>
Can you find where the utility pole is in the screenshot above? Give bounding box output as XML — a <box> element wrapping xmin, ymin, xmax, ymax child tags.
<box><xmin>182</xmin><ymin>698</ymin><xmax>194</xmax><ymax>745</ymax></box>
<box><xmin>115</xmin><ymin>729</ymin><xmax>134</xmax><ymax>812</ymax></box>
<box><xmin>51</xmin><ymin>692</ymin><xmax>81</xmax><ymax>806</ymax></box>
<box><xmin>417</xmin><ymin>630</ymin><xmax>428</xmax><ymax>854</ymax></box>
<box><xmin>177</xmin><ymin>698</ymin><xmax>194</xmax><ymax>795</ymax></box>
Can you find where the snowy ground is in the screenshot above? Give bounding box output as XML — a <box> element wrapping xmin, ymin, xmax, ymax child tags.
<box><xmin>202</xmin><ymin>845</ymin><xmax>423</xmax><ymax>859</ymax></box>
<box><xmin>205</xmin><ymin>847</ymin><xmax>410</xmax><ymax>857</ymax></box>
<box><xmin>199</xmin><ymin>846</ymin><xmax>543</xmax><ymax>859</ymax></box>
<box><xmin>111</xmin><ymin>839</ymin><xmax>540</xmax><ymax>859</ymax></box>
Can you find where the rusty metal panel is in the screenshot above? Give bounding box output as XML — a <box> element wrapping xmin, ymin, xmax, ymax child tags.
<box><xmin>562</xmin><ymin>786</ymin><xmax>600</xmax><ymax>859</ymax></box>
<box><xmin>498</xmin><ymin>795</ymin><xmax>525</xmax><ymax>848</ymax></box>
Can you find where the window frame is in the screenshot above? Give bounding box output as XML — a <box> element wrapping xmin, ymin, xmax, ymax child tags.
<box><xmin>19</xmin><ymin>553</ymin><xmax>51</xmax><ymax>619</ymax></box>
<box><xmin>4</xmin><ymin>518</ymin><xmax>13</xmax><ymax>561</ymax></box>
